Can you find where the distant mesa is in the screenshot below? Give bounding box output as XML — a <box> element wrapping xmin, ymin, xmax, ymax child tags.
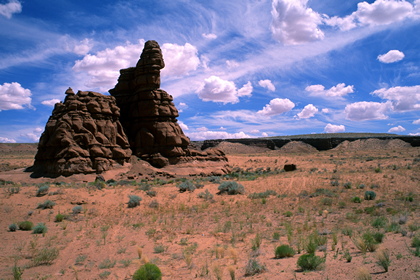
<box><xmin>29</xmin><ymin>40</ymin><xmax>228</xmax><ymax>177</ymax></box>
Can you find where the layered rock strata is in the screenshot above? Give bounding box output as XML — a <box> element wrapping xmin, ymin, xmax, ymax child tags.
<box><xmin>29</xmin><ymin>88</ymin><xmax>131</xmax><ymax>176</ymax></box>
<box><xmin>110</xmin><ymin>40</ymin><xmax>228</xmax><ymax>168</ymax></box>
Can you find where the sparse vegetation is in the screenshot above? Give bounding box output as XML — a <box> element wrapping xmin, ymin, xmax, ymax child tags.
<box><xmin>18</xmin><ymin>221</ymin><xmax>33</xmax><ymax>231</ymax></box>
<box><xmin>217</xmin><ymin>181</ymin><xmax>245</xmax><ymax>195</ymax></box>
<box><xmin>127</xmin><ymin>195</ymin><xmax>142</xmax><ymax>208</ymax></box>
<box><xmin>244</xmin><ymin>258</ymin><xmax>266</xmax><ymax>276</ymax></box>
<box><xmin>364</xmin><ymin>191</ymin><xmax>376</xmax><ymax>200</ymax></box>
<box><xmin>37</xmin><ymin>200</ymin><xmax>56</xmax><ymax>209</ymax></box>
<box><xmin>132</xmin><ymin>263</ymin><xmax>162</xmax><ymax>280</ymax></box>
<box><xmin>32</xmin><ymin>223</ymin><xmax>47</xmax><ymax>234</ymax></box>
<box><xmin>275</xmin><ymin>245</ymin><xmax>295</xmax><ymax>258</ymax></box>
<box><xmin>297</xmin><ymin>254</ymin><xmax>325</xmax><ymax>271</ymax></box>
<box><xmin>36</xmin><ymin>185</ymin><xmax>49</xmax><ymax>196</ymax></box>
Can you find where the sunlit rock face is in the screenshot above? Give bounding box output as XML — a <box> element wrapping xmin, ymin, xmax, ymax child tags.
<box><xmin>30</xmin><ymin>88</ymin><xmax>131</xmax><ymax>176</ymax></box>
<box><xmin>110</xmin><ymin>40</ymin><xmax>228</xmax><ymax>169</ymax></box>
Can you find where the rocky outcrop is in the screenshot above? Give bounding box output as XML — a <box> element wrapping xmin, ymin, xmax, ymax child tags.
<box><xmin>110</xmin><ymin>40</ymin><xmax>228</xmax><ymax>169</ymax></box>
<box><xmin>29</xmin><ymin>88</ymin><xmax>131</xmax><ymax>177</ymax></box>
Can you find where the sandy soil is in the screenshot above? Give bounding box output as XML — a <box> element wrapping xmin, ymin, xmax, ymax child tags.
<box><xmin>0</xmin><ymin>141</ymin><xmax>419</xmax><ymax>280</ymax></box>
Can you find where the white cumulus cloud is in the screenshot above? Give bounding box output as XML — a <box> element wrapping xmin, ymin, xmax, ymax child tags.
<box><xmin>161</xmin><ymin>43</ymin><xmax>200</xmax><ymax>77</ymax></box>
<box><xmin>271</xmin><ymin>0</ymin><xmax>324</xmax><ymax>45</ymax></box>
<box><xmin>72</xmin><ymin>38</ymin><xmax>94</xmax><ymax>56</ymax></box>
<box><xmin>196</xmin><ymin>76</ymin><xmax>252</xmax><ymax>104</ymax></box>
<box><xmin>41</xmin><ymin>99</ymin><xmax>61</xmax><ymax>106</ymax></box>
<box><xmin>0</xmin><ymin>136</ymin><xmax>16</xmax><ymax>143</ymax></box>
<box><xmin>325</xmin><ymin>0</ymin><xmax>415</xmax><ymax>31</ymax></box>
<box><xmin>413</xmin><ymin>119</ymin><xmax>420</xmax><ymax>124</ymax></box>
<box><xmin>388</xmin><ymin>125</ymin><xmax>406</xmax><ymax>133</ymax></box>
<box><xmin>378</xmin><ymin>50</ymin><xmax>405</xmax><ymax>63</ymax></box>
<box><xmin>0</xmin><ymin>82</ymin><xmax>32</xmax><ymax>110</ymax></box>
<box><xmin>186</xmin><ymin>130</ymin><xmax>251</xmax><ymax>141</ymax></box>
<box><xmin>371</xmin><ymin>85</ymin><xmax>420</xmax><ymax>111</ymax></box>
<box><xmin>178</xmin><ymin>121</ymin><xmax>189</xmax><ymax>131</ymax></box>
<box><xmin>306</xmin><ymin>83</ymin><xmax>354</xmax><ymax>97</ymax></box>
<box><xmin>344</xmin><ymin>101</ymin><xmax>391</xmax><ymax>121</ymax></box>
<box><xmin>324</xmin><ymin>123</ymin><xmax>345</xmax><ymax>133</ymax></box>
<box><xmin>0</xmin><ymin>0</ymin><xmax>21</xmax><ymax>19</ymax></box>
<box><xmin>297</xmin><ymin>104</ymin><xmax>318</xmax><ymax>119</ymax></box>
<box><xmin>257</xmin><ymin>98</ymin><xmax>295</xmax><ymax>116</ymax></box>
<box><xmin>258</xmin><ymin>79</ymin><xmax>276</xmax><ymax>91</ymax></box>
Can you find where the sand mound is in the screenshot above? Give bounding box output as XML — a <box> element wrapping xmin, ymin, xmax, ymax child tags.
<box><xmin>278</xmin><ymin>141</ymin><xmax>318</xmax><ymax>153</ymax></box>
<box><xmin>333</xmin><ymin>138</ymin><xmax>411</xmax><ymax>151</ymax></box>
<box><xmin>215</xmin><ymin>141</ymin><xmax>270</xmax><ymax>154</ymax></box>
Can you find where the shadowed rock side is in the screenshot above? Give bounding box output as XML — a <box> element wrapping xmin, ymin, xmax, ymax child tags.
<box><xmin>110</xmin><ymin>40</ymin><xmax>228</xmax><ymax>170</ymax></box>
<box><xmin>28</xmin><ymin>88</ymin><xmax>132</xmax><ymax>177</ymax></box>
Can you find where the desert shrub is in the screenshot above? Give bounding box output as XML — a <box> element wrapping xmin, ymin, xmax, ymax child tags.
<box><xmin>8</xmin><ymin>223</ymin><xmax>18</xmax><ymax>232</ymax></box>
<box><xmin>99</xmin><ymin>258</ymin><xmax>116</xmax><ymax>269</ymax></box>
<box><xmin>148</xmin><ymin>200</ymin><xmax>159</xmax><ymax>209</ymax></box>
<box><xmin>217</xmin><ymin>181</ymin><xmax>245</xmax><ymax>195</ymax></box>
<box><xmin>338</xmin><ymin>201</ymin><xmax>346</xmax><ymax>209</ymax></box>
<box><xmin>376</xmin><ymin>250</ymin><xmax>391</xmax><ymax>272</ymax></box>
<box><xmin>353</xmin><ymin>231</ymin><xmax>381</xmax><ymax>253</ymax></box>
<box><xmin>72</xmin><ymin>205</ymin><xmax>83</xmax><ymax>214</ymax></box>
<box><xmin>244</xmin><ymin>258</ymin><xmax>266</xmax><ymax>276</ymax></box>
<box><xmin>208</xmin><ymin>176</ymin><xmax>222</xmax><ymax>184</ymax></box>
<box><xmin>18</xmin><ymin>221</ymin><xmax>33</xmax><ymax>231</ymax></box>
<box><xmin>371</xmin><ymin>217</ymin><xmax>387</xmax><ymax>229</ymax></box>
<box><xmin>55</xmin><ymin>213</ymin><xmax>65</xmax><ymax>222</ymax></box>
<box><xmin>37</xmin><ymin>200</ymin><xmax>56</xmax><ymax>209</ymax></box>
<box><xmin>178</xmin><ymin>180</ymin><xmax>196</xmax><ymax>193</ymax></box>
<box><xmin>6</xmin><ymin>186</ymin><xmax>20</xmax><ymax>194</ymax></box>
<box><xmin>283</xmin><ymin>211</ymin><xmax>293</xmax><ymax>217</ymax></box>
<box><xmin>133</xmin><ymin>263</ymin><xmax>162</xmax><ymax>280</ymax></box>
<box><xmin>32</xmin><ymin>247</ymin><xmax>59</xmax><ymax>266</ymax></box>
<box><xmin>154</xmin><ymin>245</ymin><xmax>166</xmax><ymax>253</ymax></box>
<box><xmin>321</xmin><ymin>197</ymin><xmax>333</xmax><ymax>206</ymax></box>
<box><xmin>128</xmin><ymin>195</ymin><xmax>142</xmax><ymax>208</ymax></box>
<box><xmin>344</xmin><ymin>249</ymin><xmax>352</xmax><ymax>262</ymax></box>
<box><xmin>311</xmin><ymin>188</ymin><xmax>336</xmax><ymax>197</ymax></box>
<box><xmin>248</xmin><ymin>190</ymin><xmax>277</xmax><ymax>199</ymax></box>
<box><xmin>412</xmin><ymin>235</ymin><xmax>420</xmax><ymax>248</ymax></box>
<box><xmin>343</xmin><ymin>182</ymin><xmax>352</xmax><ymax>189</ymax></box>
<box><xmin>272</xmin><ymin>232</ymin><xmax>280</xmax><ymax>240</ymax></box>
<box><xmin>275</xmin><ymin>245</ymin><xmax>295</xmax><ymax>258</ymax></box>
<box><xmin>198</xmin><ymin>189</ymin><xmax>214</xmax><ymax>201</ymax></box>
<box><xmin>351</xmin><ymin>196</ymin><xmax>362</xmax><ymax>203</ymax></box>
<box><xmin>355</xmin><ymin>267</ymin><xmax>372</xmax><ymax>280</ymax></box>
<box><xmin>32</xmin><ymin>223</ymin><xmax>47</xmax><ymax>234</ymax></box>
<box><xmin>36</xmin><ymin>185</ymin><xmax>49</xmax><ymax>197</ymax></box>
<box><xmin>297</xmin><ymin>254</ymin><xmax>325</xmax><ymax>271</ymax></box>
<box><xmin>358</xmin><ymin>184</ymin><xmax>366</xmax><ymax>189</ymax></box>
<box><xmin>330</xmin><ymin>180</ymin><xmax>339</xmax><ymax>186</ymax></box>
<box><xmin>146</xmin><ymin>190</ymin><xmax>157</xmax><ymax>197</ymax></box>
<box><xmin>364</xmin><ymin>191</ymin><xmax>376</xmax><ymax>200</ymax></box>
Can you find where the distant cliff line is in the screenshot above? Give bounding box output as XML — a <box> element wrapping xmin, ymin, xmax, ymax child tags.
<box><xmin>199</xmin><ymin>133</ymin><xmax>420</xmax><ymax>151</ymax></box>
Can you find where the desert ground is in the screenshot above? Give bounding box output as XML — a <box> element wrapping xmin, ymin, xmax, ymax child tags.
<box><xmin>0</xmin><ymin>140</ymin><xmax>419</xmax><ymax>280</ymax></box>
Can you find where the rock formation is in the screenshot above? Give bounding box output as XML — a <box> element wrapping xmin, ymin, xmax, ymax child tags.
<box><xmin>109</xmin><ymin>40</ymin><xmax>228</xmax><ymax>169</ymax></box>
<box><xmin>29</xmin><ymin>89</ymin><xmax>132</xmax><ymax>176</ymax></box>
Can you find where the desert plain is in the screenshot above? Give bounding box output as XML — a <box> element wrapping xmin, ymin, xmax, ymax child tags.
<box><xmin>0</xmin><ymin>139</ymin><xmax>419</xmax><ymax>280</ymax></box>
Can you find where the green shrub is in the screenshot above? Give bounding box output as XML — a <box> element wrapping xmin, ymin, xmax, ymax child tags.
<box><xmin>133</xmin><ymin>263</ymin><xmax>162</xmax><ymax>280</ymax></box>
<box><xmin>99</xmin><ymin>258</ymin><xmax>116</xmax><ymax>269</ymax></box>
<box><xmin>412</xmin><ymin>236</ymin><xmax>420</xmax><ymax>248</ymax></box>
<box><xmin>178</xmin><ymin>180</ymin><xmax>196</xmax><ymax>193</ymax></box>
<box><xmin>275</xmin><ymin>245</ymin><xmax>295</xmax><ymax>258</ymax></box>
<box><xmin>32</xmin><ymin>247</ymin><xmax>59</xmax><ymax>266</ymax></box>
<box><xmin>321</xmin><ymin>197</ymin><xmax>333</xmax><ymax>206</ymax></box>
<box><xmin>36</xmin><ymin>185</ymin><xmax>49</xmax><ymax>197</ymax></box>
<box><xmin>128</xmin><ymin>195</ymin><xmax>142</xmax><ymax>208</ymax></box>
<box><xmin>371</xmin><ymin>217</ymin><xmax>387</xmax><ymax>229</ymax></box>
<box><xmin>358</xmin><ymin>184</ymin><xmax>366</xmax><ymax>189</ymax></box>
<box><xmin>37</xmin><ymin>200</ymin><xmax>56</xmax><ymax>209</ymax></box>
<box><xmin>72</xmin><ymin>205</ymin><xmax>83</xmax><ymax>214</ymax></box>
<box><xmin>376</xmin><ymin>250</ymin><xmax>391</xmax><ymax>272</ymax></box>
<box><xmin>297</xmin><ymin>254</ymin><xmax>325</xmax><ymax>271</ymax></box>
<box><xmin>343</xmin><ymin>182</ymin><xmax>352</xmax><ymax>189</ymax></box>
<box><xmin>372</xmin><ymin>232</ymin><xmax>385</xmax><ymax>243</ymax></box>
<box><xmin>197</xmin><ymin>189</ymin><xmax>213</xmax><ymax>201</ymax></box>
<box><xmin>55</xmin><ymin>213</ymin><xmax>65</xmax><ymax>222</ymax></box>
<box><xmin>18</xmin><ymin>221</ymin><xmax>33</xmax><ymax>231</ymax></box>
<box><xmin>244</xmin><ymin>258</ymin><xmax>266</xmax><ymax>276</ymax></box>
<box><xmin>351</xmin><ymin>196</ymin><xmax>362</xmax><ymax>203</ymax></box>
<box><xmin>8</xmin><ymin>223</ymin><xmax>18</xmax><ymax>232</ymax></box>
<box><xmin>364</xmin><ymin>191</ymin><xmax>376</xmax><ymax>200</ymax></box>
<box><xmin>217</xmin><ymin>181</ymin><xmax>245</xmax><ymax>195</ymax></box>
<box><xmin>283</xmin><ymin>211</ymin><xmax>293</xmax><ymax>217</ymax></box>
<box><xmin>248</xmin><ymin>190</ymin><xmax>277</xmax><ymax>199</ymax></box>
<box><xmin>330</xmin><ymin>180</ymin><xmax>339</xmax><ymax>186</ymax></box>
<box><xmin>33</xmin><ymin>223</ymin><xmax>47</xmax><ymax>234</ymax></box>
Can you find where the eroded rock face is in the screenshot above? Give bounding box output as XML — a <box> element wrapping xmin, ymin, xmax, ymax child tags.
<box><xmin>110</xmin><ymin>40</ymin><xmax>228</xmax><ymax>169</ymax></box>
<box><xmin>30</xmin><ymin>89</ymin><xmax>131</xmax><ymax>176</ymax></box>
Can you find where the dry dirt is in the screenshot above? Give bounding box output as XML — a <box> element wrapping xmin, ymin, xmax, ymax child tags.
<box><xmin>0</xmin><ymin>141</ymin><xmax>419</xmax><ymax>280</ymax></box>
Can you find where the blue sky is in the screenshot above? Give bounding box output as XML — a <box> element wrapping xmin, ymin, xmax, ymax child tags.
<box><xmin>0</xmin><ymin>0</ymin><xmax>419</xmax><ymax>143</ymax></box>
